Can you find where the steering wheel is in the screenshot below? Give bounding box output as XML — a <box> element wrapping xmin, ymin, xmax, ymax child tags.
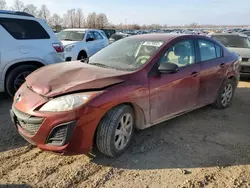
<box><xmin>135</xmin><ymin>56</ymin><xmax>150</xmax><ymax>65</ymax></box>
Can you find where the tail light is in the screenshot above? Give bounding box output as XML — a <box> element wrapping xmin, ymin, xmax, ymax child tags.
<box><xmin>52</xmin><ymin>43</ymin><xmax>64</xmax><ymax>53</ymax></box>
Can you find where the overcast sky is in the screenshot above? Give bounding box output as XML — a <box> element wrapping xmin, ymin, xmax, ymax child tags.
<box><xmin>7</xmin><ymin>0</ymin><xmax>250</xmax><ymax>25</ymax></box>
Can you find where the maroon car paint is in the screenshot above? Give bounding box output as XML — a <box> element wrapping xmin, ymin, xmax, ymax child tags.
<box><xmin>12</xmin><ymin>34</ymin><xmax>240</xmax><ymax>155</ymax></box>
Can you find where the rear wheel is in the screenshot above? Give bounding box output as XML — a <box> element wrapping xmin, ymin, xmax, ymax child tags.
<box><xmin>96</xmin><ymin>105</ymin><xmax>134</xmax><ymax>157</ymax></box>
<box><xmin>212</xmin><ymin>79</ymin><xmax>236</xmax><ymax>109</ymax></box>
<box><xmin>6</xmin><ymin>65</ymin><xmax>37</xmax><ymax>96</ymax></box>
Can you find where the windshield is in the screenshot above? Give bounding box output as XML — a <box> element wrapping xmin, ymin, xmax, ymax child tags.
<box><xmin>57</xmin><ymin>30</ymin><xmax>85</xmax><ymax>41</ymax></box>
<box><xmin>89</xmin><ymin>38</ymin><xmax>164</xmax><ymax>71</ymax></box>
<box><xmin>212</xmin><ymin>35</ymin><xmax>250</xmax><ymax>48</ymax></box>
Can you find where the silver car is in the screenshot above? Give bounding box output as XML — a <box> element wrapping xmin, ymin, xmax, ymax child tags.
<box><xmin>211</xmin><ymin>33</ymin><xmax>250</xmax><ymax>77</ymax></box>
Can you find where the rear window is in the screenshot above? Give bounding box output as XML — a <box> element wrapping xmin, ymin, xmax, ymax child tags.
<box><xmin>0</xmin><ymin>18</ymin><xmax>50</xmax><ymax>40</ymax></box>
<box><xmin>110</xmin><ymin>34</ymin><xmax>125</xmax><ymax>40</ymax></box>
<box><xmin>212</xmin><ymin>35</ymin><xmax>250</xmax><ymax>48</ymax></box>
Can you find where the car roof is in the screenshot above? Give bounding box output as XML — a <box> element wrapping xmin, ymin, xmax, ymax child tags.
<box><xmin>211</xmin><ymin>33</ymin><xmax>248</xmax><ymax>37</ymax></box>
<box><xmin>63</xmin><ymin>28</ymin><xmax>102</xmax><ymax>31</ymax></box>
<box><xmin>127</xmin><ymin>33</ymin><xmax>208</xmax><ymax>42</ymax></box>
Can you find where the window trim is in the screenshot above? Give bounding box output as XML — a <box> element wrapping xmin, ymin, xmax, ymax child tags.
<box><xmin>196</xmin><ymin>39</ymin><xmax>224</xmax><ymax>63</ymax></box>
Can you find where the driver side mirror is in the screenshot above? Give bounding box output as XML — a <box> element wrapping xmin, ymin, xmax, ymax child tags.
<box><xmin>158</xmin><ymin>62</ymin><xmax>179</xmax><ymax>74</ymax></box>
<box><xmin>86</xmin><ymin>37</ymin><xmax>95</xmax><ymax>42</ymax></box>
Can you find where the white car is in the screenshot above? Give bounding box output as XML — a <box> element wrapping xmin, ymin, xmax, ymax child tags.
<box><xmin>57</xmin><ymin>29</ymin><xmax>109</xmax><ymax>61</ymax></box>
<box><xmin>0</xmin><ymin>10</ymin><xmax>65</xmax><ymax>96</ymax></box>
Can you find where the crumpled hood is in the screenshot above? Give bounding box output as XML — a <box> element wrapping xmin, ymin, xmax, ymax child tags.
<box><xmin>61</xmin><ymin>40</ymin><xmax>78</xmax><ymax>46</ymax></box>
<box><xmin>227</xmin><ymin>47</ymin><xmax>250</xmax><ymax>58</ymax></box>
<box><xmin>25</xmin><ymin>62</ymin><xmax>128</xmax><ymax>97</ymax></box>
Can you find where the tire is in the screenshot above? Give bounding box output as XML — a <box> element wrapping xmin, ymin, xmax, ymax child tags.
<box><xmin>96</xmin><ymin>105</ymin><xmax>135</xmax><ymax>157</ymax></box>
<box><xmin>212</xmin><ymin>79</ymin><xmax>236</xmax><ymax>109</ymax></box>
<box><xmin>6</xmin><ymin>65</ymin><xmax>38</xmax><ymax>97</ymax></box>
<box><xmin>77</xmin><ymin>51</ymin><xmax>87</xmax><ymax>60</ymax></box>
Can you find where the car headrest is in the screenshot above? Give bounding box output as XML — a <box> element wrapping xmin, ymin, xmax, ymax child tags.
<box><xmin>174</xmin><ymin>44</ymin><xmax>189</xmax><ymax>57</ymax></box>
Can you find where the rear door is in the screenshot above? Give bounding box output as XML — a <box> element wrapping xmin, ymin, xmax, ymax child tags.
<box><xmin>196</xmin><ymin>39</ymin><xmax>226</xmax><ymax>106</ymax></box>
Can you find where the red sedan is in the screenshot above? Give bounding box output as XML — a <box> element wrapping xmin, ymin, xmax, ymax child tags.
<box><xmin>10</xmin><ymin>34</ymin><xmax>240</xmax><ymax>157</ymax></box>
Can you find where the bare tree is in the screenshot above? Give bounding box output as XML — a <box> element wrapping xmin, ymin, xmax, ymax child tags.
<box><xmin>86</xmin><ymin>12</ymin><xmax>97</xmax><ymax>28</ymax></box>
<box><xmin>187</xmin><ymin>22</ymin><xmax>199</xmax><ymax>28</ymax></box>
<box><xmin>76</xmin><ymin>8</ymin><xmax>84</xmax><ymax>28</ymax></box>
<box><xmin>50</xmin><ymin>13</ymin><xmax>63</xmax><ymax>32</ymax></box>
<box><xmin>0</xmin><ymin>0</ymin><xmax>7</xmax><ymax>9</ymax></box>
<box><xmin>50</xmin><ymin>13</ymin><xmax>62</xmax><ymax>26</ymax></box>
<box><xmin>38</xmin><ymin>4</ymin><xmax>50</xmax><ymax>21</ymax></box>
<box><xmin>11</xmin><ymin>0</ymin><xmax>25</xmax><ymax>11</ymax></box>
<box><xmin>24</xmin><ymin>4</ymin><xmax>38</xmax><ymax>16</ymax></box>
<box><xmin>96</xmin><ymin>13</ymin><xmax>108</xmax><ymax>29</ymax></box>
<box><xmin>64</xmin><ymin>9</ymin><xmax>76</xmax><ymax>28</ymax></box>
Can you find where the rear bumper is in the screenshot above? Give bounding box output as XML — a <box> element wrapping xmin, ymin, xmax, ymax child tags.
<box><xmin>0</xmin><ymin>81</ymin><xmax>4</xmax><ymax>92</ymax></box>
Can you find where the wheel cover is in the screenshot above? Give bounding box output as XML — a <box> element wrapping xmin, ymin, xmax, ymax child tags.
<box><xmin>221</xmin><ymin>83</ymin><xmax>233</xmax><ymax>107</ymax></box>
<box><xmin>114</xmin><ymin>113</ymin><xmax>133</xmax><ymax>150</ymax></box>
<box><xmin>14</xmin><ymin>71</ymin><xmax>30</xmax><ymax>91</ymax></box>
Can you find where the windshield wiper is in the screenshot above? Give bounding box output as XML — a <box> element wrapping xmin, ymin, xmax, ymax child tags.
<box><xmin>227</xmin><ymin>45</ymin><xmax>239</xmax><ymax>48</ymax></box>
<box><xmin>61</xmin><ymin>39</ymin><xmax>74</xmax><ymax>41</ymax></box>
<box><xmin>89</xmin><ymin>63</ymin><xmax>111</xmax><ymax>68</ymax></box>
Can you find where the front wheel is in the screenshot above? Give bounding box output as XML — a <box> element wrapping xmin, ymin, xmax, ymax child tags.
<box><xmin>96</xmin><ymin>105</ymin><xmax>135</xmax><ymax>157</ymax></box>
<box><xmin>212</xmin><ymin>79</ymin><xmax>236</xmax><ymax>109</ymax></box>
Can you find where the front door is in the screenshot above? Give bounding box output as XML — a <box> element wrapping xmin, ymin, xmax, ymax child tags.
<box><xmin>149</xmin><ymin>39</ymin><xmax>200</xmax><ymax>123</ymax></box>
<box><xmin>85</xmin><ymin>31</ymin><xmax>98</xmax><ymax>56</ymax></box>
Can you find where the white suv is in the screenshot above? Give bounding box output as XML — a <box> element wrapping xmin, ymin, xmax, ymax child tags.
<box><xmin>0</xmin><ymin>10</ymin><xmax>65</xmax><ymax>96</ymax></box>
<box><xmin>57</xmin><ymin>29</ymin><xmax>109</xmax><ymax>61</ymax></box>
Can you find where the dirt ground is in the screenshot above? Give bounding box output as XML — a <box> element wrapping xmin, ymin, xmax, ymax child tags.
<box><xmin>0</xmin><ymin>80</ymin><xmax>250</xmax><ymax>188</ymax></box>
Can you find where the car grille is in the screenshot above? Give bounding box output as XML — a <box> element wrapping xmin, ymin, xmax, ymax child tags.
<box><xmin>241</xmin><ymin>66</ymin><xmax>250</xmax><ymax>73</ymax></box>
<box><xmin>242</xmin><ymin>58</ymin><xmax>249</xmax><ymax>62</ymax></box>
<box><xmin>12</xmin><ymin>107</ymin><xmax>44</xmax><ymax>136</ymax></box>
<box><xmin>46</xmin><ymin>121</ymin><xmax>76</xmax><ymax>146</ymax></box>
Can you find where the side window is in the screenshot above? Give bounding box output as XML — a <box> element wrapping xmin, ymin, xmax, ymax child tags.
<box><xmin>86</xmin><ymin>31</ymin><xmax>95</xmax><ymax>41</ymax></box>
<box><xmin>198</xmin><ymin>40</ymin><xmax>217</xmax><ymax>61</ymax></box>
<box><xmin>160</xmin><ymin>40</ymin><xmax>195</xmax><ymax>68</ymax></box>
<box><xmin>100</xmin><ymin>31</ymin><xmax>108</xmax><ymax>38</ymax></box>
<box><xmin>93</xmin><ymin>31</ymin><xmax>104</xmax><ymax>40</ymax></box>
<box><xmin>215</xmin><ymin>44</ymin><xmax>222</xmax><ymax>57</ymax></box>
<box><xmin>0</xmin><ymin>18</ymin><xmax>50</xmax><ymax>40</ymax></box>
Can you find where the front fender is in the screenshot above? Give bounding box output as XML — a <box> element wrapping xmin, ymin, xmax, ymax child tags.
<box><xmin>2</xmin><ymin>58</ymin><xmax>46</xmax><ymax>80</ymax></box>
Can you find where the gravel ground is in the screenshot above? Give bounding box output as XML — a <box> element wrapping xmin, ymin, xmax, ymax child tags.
<box><xmin>0</xmin><ymin>80</ymin><xmax>250</xmax><ymax>188</ymax></box>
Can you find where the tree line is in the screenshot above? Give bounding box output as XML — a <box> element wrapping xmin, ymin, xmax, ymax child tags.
<box><xmin>2</xmin><ymin>0</ymin><xmax>244</xmax><ymax>30</ymax></box>
<box><xmin>0</xmin><ymin>0</ymin><xmax>109</xmax><ymax>31</ymax></box>
<box><xmin>0</xmin><ymin>0</ymin><xmax>171</xmax><ymax>30</ymax></box>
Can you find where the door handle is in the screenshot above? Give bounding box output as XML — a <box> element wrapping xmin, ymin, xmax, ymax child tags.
<box><xmin>220</xmin><ymin>63</ymin><xmax>226</xmax><ymax>68</ymax></box>
<box><xmin>190</xmin><ymin>71</ymin><xmax>199</xmax><ymax>77</ymax></box>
